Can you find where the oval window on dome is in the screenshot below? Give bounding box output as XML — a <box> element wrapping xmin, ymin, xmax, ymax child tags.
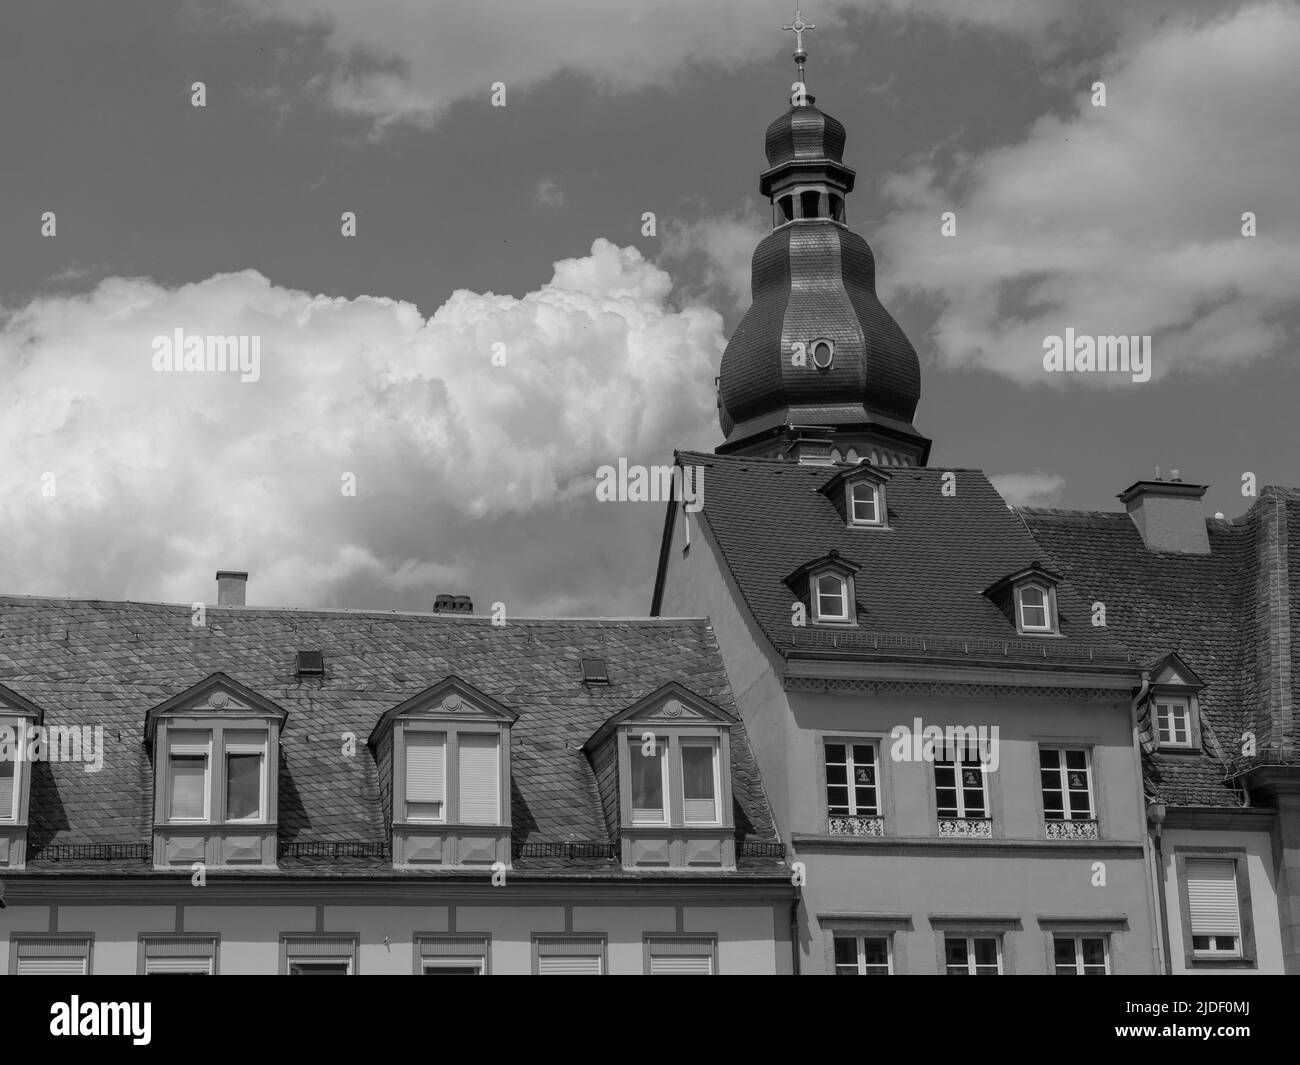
<box><xmin>811</xmin><ymin>339</ymin><xmax>834</xmax><ymax>370</ymax></box>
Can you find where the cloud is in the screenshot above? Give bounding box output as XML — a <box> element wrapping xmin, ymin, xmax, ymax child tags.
<box><xmin>875</xmin><ymin>2</ymin><xmax>1300</xmax><ymax>386</ymax></box>
<box><xmin>990</xmin><ymin>472</ymin><xmax>1066</xmax><ymax>508</ymax></box>
<box><xmin>534</xmin><ymin>179</ymin><xmax>565</xmax><ymax>208</ymax></box>
<box><xmin>660</xmin><ymin>204</ymin><xmax>769</xmax><ymax>314</ymax></box>
<box><xmin>0</xmin><ymin>240</ymin><xmax>724</xmax><ymax>613</ymax></box>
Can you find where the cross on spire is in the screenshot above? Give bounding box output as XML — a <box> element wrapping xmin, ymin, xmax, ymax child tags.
<box><xmin>782</xmin><ymin>8</ymin><xmax>815</xmax><ymax>79</ymax></box>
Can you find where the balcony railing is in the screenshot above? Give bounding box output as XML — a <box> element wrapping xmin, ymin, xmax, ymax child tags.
<box><xmin>828</xmin><ymin>815</ymin><xmax>885</xmax><ymax>837</ymax></box>
<box><xmin>937</xmin><ymin>817</ymin><xmax>993</xmax><ymax>839</ymax></box>
<box><xmin>1044</xmin><ymin>818</ymin><xmax>1099</xmax><ymax>840</ymax></box>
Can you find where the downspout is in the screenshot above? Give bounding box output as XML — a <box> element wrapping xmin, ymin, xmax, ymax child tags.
<box><xmin>790</xmin><ymin>897</ymin><xmax>800</xmax><ymax>976</ymax></box>
<box><xmin>1130</xmin><ymin>671</ymin><xmax>1169</xmax><ymax>974</ymax></box>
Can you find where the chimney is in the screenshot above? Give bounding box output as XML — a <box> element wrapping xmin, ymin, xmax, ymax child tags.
<box><xmin>1118</xmin><ymin>480</ymin><xmax>1210</xmax><ymax>554</ymax></box>
<box><xmin>433</xmin><ymin>594</ymin><xmax>473</xmax><ymax>614</ymax></box>
<box><xmin>216</xmin><ymin>570</ymin><xmax>248</xmax><ymax>607</ymax></box>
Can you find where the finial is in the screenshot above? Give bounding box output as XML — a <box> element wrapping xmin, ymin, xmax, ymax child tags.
<box><xmin>782</xmin><ymin>7</ymin><xmax>816</xmax><ymax>84</ymax></box>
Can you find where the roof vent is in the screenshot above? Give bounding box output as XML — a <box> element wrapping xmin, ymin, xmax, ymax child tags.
<box><xmin>296</xmin><ymin>650</ymin><xmax>325</xmax><ymax>677</ymax></box>
<box><xmin>433</xmin><ymin>594</ymin><xmax>473</xmax><ymax>614</ymax></box>
<box><xmin>580</xmin><ymin>658</ymin><xmax>609</xmax><ymax>684</ymax></box>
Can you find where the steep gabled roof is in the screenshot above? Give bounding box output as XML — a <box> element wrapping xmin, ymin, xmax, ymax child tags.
<box><xmin>0</xmin><ymin>597</ymin><xmax>781</xmax><ymax>875</ymax></box>
<box><xmin>1020</xmin><ymin>487</ymin><xmax>1300</xmax><ymax>806</ymax></box>
<box><xmin>662</xmin><ymin>451</ymin><xmax>1132</xmax><ymax>670</ymax></box>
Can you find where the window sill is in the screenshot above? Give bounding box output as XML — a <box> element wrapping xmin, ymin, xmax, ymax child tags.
<box><xmin>1186</xmin><ymin>955</ymin><xmax>1256</xmax><ymax>969</ymax></box>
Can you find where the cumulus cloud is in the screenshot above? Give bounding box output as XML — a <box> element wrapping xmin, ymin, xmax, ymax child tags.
<box><xmin>990</xmin><ymin>472</ymin><xmax>1066</xmax><ymax>508</ymax></box>
<box><xmin>875</xmin><ymin>2</ymin><xmax>1300</xmax><ymax>385</ymax></box>
<box><xmin>0</xmin><ymin>240</ymin><xmax>723</xmax><ymax>612</ymax></box>
<box><xmin>660</xmin><ymin>204</ymin><xmax>769</xmax><ymax>314</ymax></box>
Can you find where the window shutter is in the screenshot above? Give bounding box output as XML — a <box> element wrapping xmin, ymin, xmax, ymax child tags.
<box><xmin>649</xmin><ymin>954</ymin><xmax>713</xmax><ymax>975</ymax></box>
<box><xmin>1186</xmin><ymin>859</ymin><xmax>1242</xmax><ymax>936</ymax></box>
<box><xmin>0</xmin><ymin>762</ymin><xmax>14</xmax><ymax>819</ymax></box>
<box><xmin>405</xmin><ymin>732</ymin><xmax>446</xmax><ymax>803</ymax></box>
<box><xmin>458</xmin><ymin>733</ymin><xmax>500</xmax><ymax>824</ymax></box>
<box><xmin>537</xmin><ymin>937</ymin><xmax>603</xmax><ymax>975</ymax></box>
<box><xmin>169</xmin><ymin>757</ymin><xmax>207</xmax><ymax>819</ymax></box>
<box><xmin>146</xmin><ymin>957</ymin><xmax>212</xmax><ymax>974</ymax></box>
<box><xmin>16</xmin><ymin>938</ymin><xmax>90</xmax><ymax>975</ymax></box>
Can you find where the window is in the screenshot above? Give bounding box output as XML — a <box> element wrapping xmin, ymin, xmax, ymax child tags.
<box><xmin>849</xmin><ymin>482</ymin><xmax>880</xmax><ymax>525</ymax></box>
<box><xmin>417</xmin><ymin>935</ymin><xmax>488</xmax><ymax>974</ymax></box>
<box><xmin>1053</xmin><ymin>935</ymin><xmax>1108</xmax><ymax>975</ymax></box>
<box><xmin>1017</xmin><ymin>584</ymin><xmax>1051</xmax><ymax>631</ymax></box>
<box><xmin>284</xmin><ymin>936</ymin><xmax>356</xmax><ymax>975</ymax></box>
<box><xmin>224</xmin><ymin>730</ymin><xmax>267</xmax><ymax>822</ymax></box>
<box><xmin>405</xmin><ymin>731</ymin><xmax>446</xmax><ymax>822</ymax></box>
<box><xmin>458</xmin><ymin>733</ymin><xmax>500</xmax><ymax>824</ymax></box>
<box><xmin>646</xmin><ymin>936</ymin><xmax>716</xmax><ymax>975</ymax></box>
<box><xmin>13</xmin><ymin>937</ymin><xmax>93</xmax><ymax>975</ymax></box>
<box><xmin>681</xmin><ymin>740</ymin><xmax>720</xmax><ymax>824</ymax></box>
<box><xmin>142</xmin><ymin>936</ymin><xmax>217</xmax><ymax>975</ymax></box>
<box><xmin>825</xmin><ymin>742</ymin><xmax>879</xmax><ymax>818</ymax></box>
<box><xmin>0</xmin><ymin>746</ymin><xmax>15</xmax><ymax>821</ymax></box>
<box><xmin>935</xmin><ymin>748</ymin><xmax>987</xmax><ymax>819</ymax></box>
<box><xmin>778</xmin><ymin>195</ymin><xmax>794</xmax><ymax>223</ymax></box>
<box><xmin>833</xmin><ymin>935</ymin><xmax>891</xmax><ymax>975</ymax></box>
<box><xmin>829</xmin><ymin>194</ymin><xmax>844</xmax><ymax>222</ymax></box>
<box><xmin>800</xmin><ymin>190</ymin><xmax>820</xmax><ymax>219</ymax></box>
<box><xmin>536</xmin><ymin>937</ymin><xmax>604</xmax><ymax>975</ymax></box>
<box><xmin>945</xmin><ymin>935</ymin><xmax>1001</xmax><ymax>975</ymax></box>
<box><xmin>1186</xmin><ymin>859</ymin><xmax>1242</xmax><ymax>957</ymax></box>
<box><xmin>814</xmin><ymin>573</ymin><xmax>849</xmax><ymax>622</ymax></box>
<box><xmin>811</xmin><ymin>339</ymin><xmax>834</xmax><ymax>369</ymax></box>
<box><xmin>630</xmin><ymin>738</ymin><xmax>668</xmax><ymax>823</ymax></box>
<box><xmin>1156</xmin><ymin>698</ymin><xmax>1192</xmax><ymax>748</ymax></box>
<box><xmin>1040</xmin><ymin>748</ymin><xmax>1093</xmax><ymax>820</ymax></box>
<box><xmin>167</xmin><ymin>731</ymin><xmax>210</xmax><ymax>822</ymax></box>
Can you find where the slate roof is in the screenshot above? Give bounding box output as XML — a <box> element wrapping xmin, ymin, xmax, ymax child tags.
<box><xmin>0</xmin><ymin>597</ymin><xmax>783</xmax><ymax>877</ymax></box>
<box><xmin>665</xmin><ymin>451</ymin><xmax>1134</xmax><ymax>672</ymax></box>
<box><xmin>1021</xmin><ymin>488</ymin><xmax>1300</xmax><ymax>808</ymax></box>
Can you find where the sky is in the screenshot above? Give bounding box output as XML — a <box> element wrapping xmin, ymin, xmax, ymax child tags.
<box><xmin>2</xmin><ymin>0</ymin><xmax>1297</xmax><ymax>616</ymax></box>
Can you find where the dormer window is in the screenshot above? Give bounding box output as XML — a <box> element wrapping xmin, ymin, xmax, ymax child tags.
<box><xmin>145</xmin><ymin>673</ymin><xmax>287</xmax><ymax>869</ymax></box>
<box><xmin>1142</xmin><ymin>653</ymin><xmax>1205</xmax><ymax>752</ymax></box>
<box><xmin>815</xmin><ymin>573</ymin><xmax>850</xmax><ymax>622</ymax></box>
<box><xmin>850</xmin><ymin>481</ymin><xmax>880</xmax><ymax>525</ymax></box>
<box><xmin>983</xmin><ymin>563</ymin><xmax>1063</xmax><ymax>637</ymax></box>
<box><xmin>583</xmin><ymin>682</ymin><xmax>738</xmax><ymax>870</ymax></box>
<box><xmin>819</xmin><ymin>467</ymin><xmax>890</xmax><ymax>530</ymax></box>
<box><xmin>0</xmin><ymin>686</ymin><xmax>45</xmax><ymax>870</ymax></box>
<box><xmin>1017</xmin><ymin>584</ymin><xmax>1052</xmax><ymax>632</ymax></box>
<box><xmin>369</xmin><ymin>676</ymin><xmax>517</xmax><ymax>868</ymax></box>
<box><xmin>1155</xmin><ymin>698</ymin><xmax>1192</xmax><ymax>747</ymax></box>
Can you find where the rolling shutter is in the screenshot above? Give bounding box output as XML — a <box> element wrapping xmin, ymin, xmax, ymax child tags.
<box><xmin>16</xmin><ymin>938</ymin><xmax>90</xmax><ymax>975</ymax></box>
<box><xmin>1186</xmin><ymin>859</ymin><xmax>1242</xmax><ymax>936</ymax></box>
<box><xmin>169</xmin><ymin>749</ymin><xmax>208</xmax><ymax>820</ymax></box>
<box><xmin>648</xmin><ymin>937</ymin><xmax>715</xmax><ymax>975</ymax></box>
<box><xmin>537</xmin><ymin>937</ymin><xmax>603</xmax><ymax>975</ymax></box>
<box><xmin>405</xmin><ymin>732</ymin><xmax>446</xmax><ymax>803</ymax></box>
<box><xmin>0</xmin><ymin>761</ymin><xmax>14</xmax><ymax>819</ymax></box>
<box><xmin>144</xmin><ymin>936</ymin><xmax>216</xmax><ymax>974</ymax></box>
<box><xmin>145</xmin><ymin>957</ymin><xmax>212</xmax><ymax>974</ymax></box>
<box><xmin>458</xmin><ymin>733</ymin><xmax>500</xmax><ymax>823</ymax></box>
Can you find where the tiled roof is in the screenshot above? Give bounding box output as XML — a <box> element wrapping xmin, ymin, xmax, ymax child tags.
<box><xmin>674</xmin><ymin>451</ymin><xmax>1132</xmax><ymax>670</ymax></box>
<box><xmin>1020</xmin><ymin>488</ymin><xmax>1300</xmax><ymax>807</ymax></box>
<box><xmin>0</xmin><ymin>597</ymin><xmax>782</xmax><ymax>876</ymax></box>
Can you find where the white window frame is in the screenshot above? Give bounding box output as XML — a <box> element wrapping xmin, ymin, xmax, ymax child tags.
<box><xmin>944</xmin><ymin>934</ymin><xmax>1002</xmax><ymax>975</ymax></box>
<box><xmin>833</xmin><ymin>934</ymin><xmax>892</xmax><ymax>975</ymax></box>
<box><xmin>631</xmin><ymin>737</ymin><xmax>670</xmax><ymax>825</ymax></box>
<box><xmin>1040</xmin><ymin>747</ymin><xmax>1094</xmax><ymax>821</ymax></box>
<box><xmin>404</xmin><ymin>730</ymin><xmax>448</xmax><ymax>823</ymax></box>
<box><xmin>1052</xmin><ymin>934</ymin><xmax>1109</xmax><ymax>975</ymax></box>
<box><xmin>1186</xmin><ymin>858</ymin><xmax>1244</xmax><ymax>958</ymax></box>
<box><xmin>1016</xmin><ymin>582</ymin><xmax>1053</xmax><ymax>633</ymax></box>
<box><xmin>422</xmin><ymin>957</ymin><xmax>485</xmax><ymax>974</ymax></box>
<box><xmin>1156</xmin><ymin>697</ymin><xmax>1193</xmax><ymax>748</ymax></box>
<box><xmin>680</xmin><ymin>738</ymin><xmax>721</xmax><ymax>826</ymax></box>
<box><xmin>813</xmin><ymin>571</ymin><xmax>851</xmax><ymax>624</ymax></box>
<box><xmin>288</xmin><ymin>959</ymin><xmax>353</xmax><ymax>975</ymax></box>
<box><xmin>824</xmin><ymin>741</ymin><xmax>879</xmax><ymax>817</ymax></box>
<box><xmin>166</xmin><ymin>731</ymin><xmax>212</xmax><ymax>824</ymax></box>
<box><xmin>223</xmin><ymin>732</ymin><xmax>269</xmax><ymax>824</ymax></box>
<box><xmin>848</xmin><ymin>481</ymin><xmax>882</xmax><ymax>526</ymax></box>
<box><xmin>0</xmin><ymin>717</ymin><xmax>21</xmax><ymax>822</ymax></box>
<box><xmin>934</xmin><ymin>748</ymin><xmax>988</xmax><ymax>819</ymax></box>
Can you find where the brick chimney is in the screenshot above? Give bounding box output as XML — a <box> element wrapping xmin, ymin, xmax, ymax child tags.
<box><xmin>1118</xmin><ymin>478</ymin><xmax>1210</xmax><ymax>554</ymax></box>
<box><xmin>433</xmin><ymin>594</ymin><xmax>473</xmax><ymax>614</ymax></box>
<box><xmin>216</xmin><ymin>570</ymin><xmax>248</xmax><ymax>606</ymax></box>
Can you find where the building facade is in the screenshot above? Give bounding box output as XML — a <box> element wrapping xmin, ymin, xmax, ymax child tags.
<box><xmin>653</xmin><ymin>45</ymin><xmax>1298</xmax><ymax>975</ymax></box>
<box><xmin>0</xmin><ymin>584</ymin><xmax>793</xmax><ymax>974</ymax></box>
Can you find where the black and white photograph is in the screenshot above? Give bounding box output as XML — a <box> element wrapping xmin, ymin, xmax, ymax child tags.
<box><xmin>0</xmin><ymin>0</ymin><xmax>1294</xmax><ymax>1035</ymax></box>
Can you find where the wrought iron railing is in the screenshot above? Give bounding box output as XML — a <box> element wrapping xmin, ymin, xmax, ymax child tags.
<box><xmin>828</xmin><ymin>815</ymin><xmax>885</xmax><ymax>837</ymax></box>
<box><xmin>937</xmin><ymin>817</ymin><xmax>993</xmax><ymax>839</ymax></box>
<box><xmin>1044</xmin><ymin>818</ymin><xmax>1099</xmax><ymax>840</ymax></box>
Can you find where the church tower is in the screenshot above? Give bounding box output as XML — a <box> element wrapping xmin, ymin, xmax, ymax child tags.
<box><xmin>715</xmin><ymin>13</ymin><xmax>931</xmax><ymax>467</ymax></box>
